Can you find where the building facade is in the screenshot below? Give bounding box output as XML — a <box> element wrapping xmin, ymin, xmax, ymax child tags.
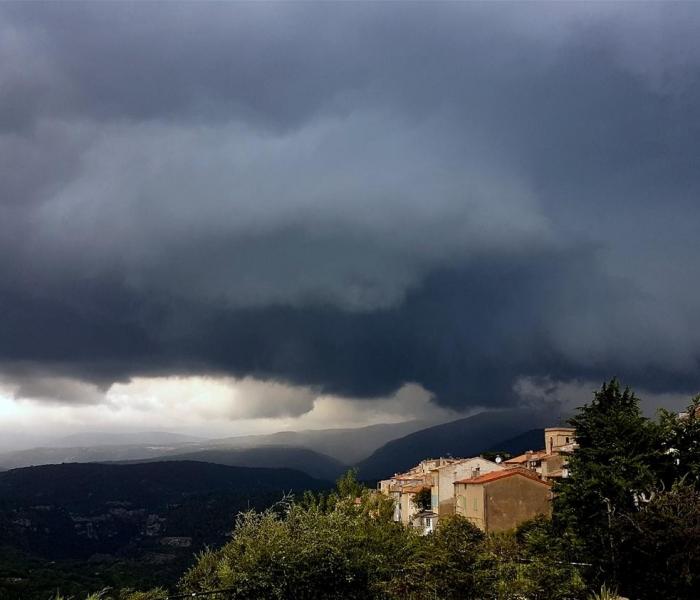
<box><xmin>504</xmin><ymin>427</ymin><xmax>577</xmax><ymax>481</ymax></box>
<box><xmin>454</xmin><ymin>469</ymin><xmax>552</xmax><ymax>532</ymax></box>
<box><xmin>430</xmin><ymin>457</ymin><xmax>504</xmax><ymax>517</ymax></box>
<box><xmin>377</xmin><ymin>425</ymin><xmax>574</xmax><ymax>532</ymax></box>
<box><xmin>379</xmin><ymin>457</ymin><xmax>461</xmax><ymax>525</ymax></box>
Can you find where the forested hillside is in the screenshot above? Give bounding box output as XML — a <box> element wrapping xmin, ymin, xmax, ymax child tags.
<box><xmin>0</xmin><ymin>462</ymin><xmax>327</xmax><ymax>599</ymax></box>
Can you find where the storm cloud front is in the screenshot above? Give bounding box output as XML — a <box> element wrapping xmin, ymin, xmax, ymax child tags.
<box><xmin>1</xmin><ymin>2</ymin><xmax>699</xmax><ymax>424</ymax></box>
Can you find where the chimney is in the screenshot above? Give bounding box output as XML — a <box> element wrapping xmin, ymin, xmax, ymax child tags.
<box><xmin>471</xmin><ymin>466</ymin><xmax>481</xmax><ymax>479</ymax></box>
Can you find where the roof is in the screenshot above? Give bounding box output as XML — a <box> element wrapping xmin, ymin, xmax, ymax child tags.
<box><xmin>401</xmin><ymin>485</ymin><xmax>430</xmax><ymax>494</ymax></box>
<box><xmin>430</xmin><ymin>457</ymin><xmax>498</xmax><ymax>472</ymax></box>
<box><xmin>505</xmin><ymin>450</ymin><xmax>547</xmax><ymax>464</ymax></box>
<box><xmin>413</xmin><ymin>510</ymin><xmax>438</xmax><ymax>518</ymax></box>
<box><xmin>454</xmin><ymin>468</ymin><xmax>551</xmax><ymax>487</ymax></box>
<box><xmin>544</xmin><ymin>426</ymin><xmax>576</xmax><ymax>433</ymax></box>
<box><xmin>504</xmin><ymin>455</ymin><xmax>528</xmax><ymax>464</ymax></box>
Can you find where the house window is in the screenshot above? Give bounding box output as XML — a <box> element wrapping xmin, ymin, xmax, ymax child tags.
<box><xmin>473</xmin><ymin>497</ymin><xmax>477</xmax><ymax>511</ymax></box>
<box><xmin>457</xmin><ymin>494</ymin><xmax>466</xmax><ymax>513</ymax></box>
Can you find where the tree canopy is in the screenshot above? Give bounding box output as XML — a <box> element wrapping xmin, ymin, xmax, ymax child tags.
<box><xmin>554</xmin><ymin>380</ymin><xmax>700</xmax><ymax>598</ymax></box>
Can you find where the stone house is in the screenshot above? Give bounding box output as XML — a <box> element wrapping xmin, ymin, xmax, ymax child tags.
<box><xmin>429</xmin><ymin>457</ymin><xmax>504</xmax><ymax>517</ymax></box>
<box><xmin>378</xmin><ymin>457</ymin><xmax>462</xmax><ymax>525</ymax></box>
<box><xmin>454</xmin><ymin>469</ymin><xmax>552</xmax><ymax>532</ymax></box>
<box><xmin>411</xmin><ymin>509</ymin><xmax>438</xmax><ymax>535</ymax></box>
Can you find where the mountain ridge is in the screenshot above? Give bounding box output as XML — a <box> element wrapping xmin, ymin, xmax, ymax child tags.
<box><xmin>128</xmin><ymin>445</ymin><xmax>347</xmax><ymax>481</ymax></box>
<box><xmin>208</xmin><ymin>419</ymin><xmax>434</xmax><ymax>463</ymax></box>
<box><xmin>0</xmin><ymin>420</ymin><xmax>435</xmax><ymax>470</ymax></box>
<box><xmin>51</xmin><ymin>431</ymin><xmax>206</xmax><ymax>448</ymax></box>
<box><xmin>355</xmin><ymin>409</ymin><xmax>555</xmax><ymax>480</ymax></box>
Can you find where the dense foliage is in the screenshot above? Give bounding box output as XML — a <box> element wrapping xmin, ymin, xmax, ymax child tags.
<box><xmin>554</xmin><ymin>381</ymin><xmax>700</xmax><ymax>599</ymax></box>
<box><xmin>173</xmin><ymin>472</ymin><xmax>586</xmax><ymax>600</ymax></box>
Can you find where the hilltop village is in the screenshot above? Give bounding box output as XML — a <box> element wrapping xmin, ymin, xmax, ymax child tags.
<box><xmin>378</xmin><ymin>426</ymin><xmax>576</xmax><ymax>534</ymax></box>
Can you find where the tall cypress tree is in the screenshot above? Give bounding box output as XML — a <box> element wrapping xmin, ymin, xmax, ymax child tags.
<box><xmin>553</xmin><ymin>379</ymin><xmax>661</xmax><ymax>585</ymax></box>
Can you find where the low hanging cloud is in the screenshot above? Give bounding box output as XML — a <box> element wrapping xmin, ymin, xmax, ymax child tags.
<box><xmin>0</xmin><ymin>377</ymin><xmax>454</xmax><ymax>444</ymax></box>
<box><xmin>107</xmin><ymin>376</ymin><xmax>318</xmax><ymax>421</ymax></box>
<box><xmin>1</xmin><ymin>372</ymin><xmax>104</xmax><ymax>406</ymax></box>
<box><xmin>1</xmin><ymin>2</ymin><xmax>699</xmax><ymax>414</ymax></box>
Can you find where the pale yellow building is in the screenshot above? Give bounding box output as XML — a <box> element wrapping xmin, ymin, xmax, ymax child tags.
<box><xmin>378</xmin><ymin>426</ymin><xmax>574</xmax><ymax>530</ymax></box>
<box><xmin>504</xmin><ymin>427</ymin><xmax>577</xmax><ymax>481</ymax></box>
<box><xmin>544</xmin><ymin>427</ymin><xmax>576</xmax><ymax>454</ymax></box>
<box><xmin>454</xmin><ymin>469</ymin><xmax>552</xmax><ymax>532</ymax></box>
<box><xmin>430</xmin><ymin>457</ymin><xmax>504</xmax><ymax>517</ymax></box>
<box><xmin>378</xmin><ymin>457</ymin><xmax>462</xmax><ymax>525</ymax></box>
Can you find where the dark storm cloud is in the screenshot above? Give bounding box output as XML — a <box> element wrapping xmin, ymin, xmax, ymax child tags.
<box><xmin>1</xmin><ymin>2</ymin><xmax>700</xmax><ymax>408</ymax></box>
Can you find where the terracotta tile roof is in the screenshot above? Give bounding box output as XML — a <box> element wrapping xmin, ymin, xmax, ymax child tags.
<box><xmin>454</xmin><ymin>468</ymin><xmax>551</xmax><ymax>486</ymax></box>
<box><xmin>504</xmin><ymin>450</ymin><xmax>547</xmax><ymax>464</ymax></box>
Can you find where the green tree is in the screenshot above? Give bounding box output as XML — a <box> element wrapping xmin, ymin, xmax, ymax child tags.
<box><xmin>179</xmin><ymin>482</ymin><xmax>414</xmax><ymax>599</ymax></box>
<box><xmin>387</xmin><ymin>516</ymin><xmax>484</xmax><ymax>599</ymax></box>
<box><xmin>118</xmin><ymin>590</ymin><xmax>168</xmax><ymax>600</ymax></box>
<box><xmin>658</xmin><ymin>395</ymin><xmax>700</xmax><ymax>486</ymax></box>
<box><xmin>411</xmin><ymin>487</ymin><xmax>432</xmax><ymax>512</ymax></box>
<box><xmin>616</xmin><ymin>480</ymin><xmax>700</xmax><ymax>600</ymax></box>
<box><xmin>427</xmin><ymin>516</ymin><xmax>485</xmax><ymax>598</ymax></box>
<box><xmin>553</xmin><ymin>380</ymin><xmax>661</xmax><ymax>585</ymax></box>
<box><xmin>513</xmin><ymin>517</ymin><xmax>587</xmax><ymax>600</ymax></box>
<box><xmin>335</xmin><ymin>468</ymin><xmax>365</xmax><ymax>499</ymax></box>
<box><xmin>471</xmin><ymin>518</ymin><xmax>586</xmax><ymax>600</ymax></box>
<box><xmin>474</xmin><ymin>531</ymin><xmax>526</xmax><ymax>600</ymax></box>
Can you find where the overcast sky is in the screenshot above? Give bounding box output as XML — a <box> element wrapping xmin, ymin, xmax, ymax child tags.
<box><xmin>1</xmin><ymin>2</ymin><xmax>699</xmax><ymax>445</ymax></box>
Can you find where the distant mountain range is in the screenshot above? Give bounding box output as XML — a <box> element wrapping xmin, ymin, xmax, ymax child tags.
<box><xmin>0</xmin><ymin>420</ymin><xmax>431</xmax><ymax>474</ymax></box>
<box><xmin>129</xmin><ymin>446</ymin><xmax>347</xmax><ymax>481</ymax></box>
<box><xmin>355</xmin><ymin>409</ymin><xmax>554</xmax><ymax>480</ymax></box>
<box><xmin>0</xmin><ymin>412</ymin><xmax>565</xmax><ymax>483</ymax></box>
<box><xmin>484</xmin><ymin>428</ymin><xmax>546</xmax><ymax>456</ymax></box>
<box><xmin>51</xmin><ymin>431</ymin><xmax>206</xmax><ymax>447</ymax></box>
<box><xmin>0</xmin><ymin>444</ymin><xmax>197</xmax><ymax>471</ymax></box>
<box><xmin>209</xmin><ymin>420</ymin><xmax>431</xmax><ymax>464</ymax></box>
